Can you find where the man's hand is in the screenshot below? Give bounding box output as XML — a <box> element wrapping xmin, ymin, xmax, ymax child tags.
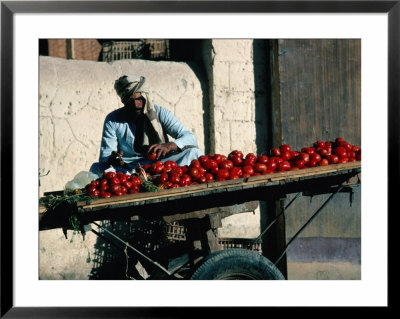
<box><xmin>107</xmin><ymin>150</ymin><xmax>125</xmax><ymax>167</ymax></box>
<box><xmin>147</xmin><ymin>142</ymin><xmax>178</xmax><ymax>160</ymax></box>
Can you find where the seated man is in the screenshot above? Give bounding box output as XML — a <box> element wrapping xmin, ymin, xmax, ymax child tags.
<box><xmin>90</xmin><ymin>74</ymin><xmax>202</xmax><ymax>177</ymax></box>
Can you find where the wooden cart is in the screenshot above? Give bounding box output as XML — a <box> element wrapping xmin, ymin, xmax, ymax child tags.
<box><xmin>39</xmin><ymin>161</ymin><xmax>361</xmax><ymax>280</ymax></box>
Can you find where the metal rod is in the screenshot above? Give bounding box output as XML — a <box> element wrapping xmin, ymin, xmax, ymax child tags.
<box><xmin>274</xmin><ymin>185</ymin><xmax>344</xmax><ymax>266</ymax></box>
<box><xmin>91</xmin><ymin>221</ymin><xmax>172</xmax><ymax>276</ymax></box>
<box><xmin>251</xmin><ymin>192</ymin><xmax>302</xmax><ymax>246</ymax></box>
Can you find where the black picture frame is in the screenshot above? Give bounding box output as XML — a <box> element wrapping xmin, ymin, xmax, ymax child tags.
<box><xmin>1</xmin><ymin>1</ymin><xmax>395</xmax><ymax>317</ymax></box>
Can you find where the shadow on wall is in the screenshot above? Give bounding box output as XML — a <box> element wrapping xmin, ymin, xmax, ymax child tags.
<box><xmin>253</xmin><ymin>39</ymin><xmax>272</xmax><ymax>153</ymax></box>
<box><xmin>169</xmin><ymin>39</ymin><xmax>211</xmax><ymax>155</ymax></box>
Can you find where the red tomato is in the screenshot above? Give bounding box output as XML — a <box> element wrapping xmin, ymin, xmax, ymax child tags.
<box><xmin>295</xmin><ymin>159</ymin><xmax>306</xmax><ymax>169</ymax></box>
<box><xmin>280</xmin><ymin>144</ymin><xmax>291</xmax><ymax>153</ymax></box>
<box><xmin>309</xmin><ymin>159</ymin><xmax>318</xmax><ymax>167</ymax></box>
<box><xmin>205</xmin><ymin>159</ymin><xmax>218</xmax><ymax>171</ymax></box>
<box><xmin>327</xmin><ymin>155</ymin><xmax>339</xmax><ymax>164</ymax></box>
<box><xmin>190</xmin><ymin>159</ymin><xmax>201</xmax><ymax>168</ymax></box>
<box><xmin>179</xmin><ymin>175</ymin><xmax>191</xmax><ymax>187</ymax></box>
<box><xmin>270</xmin><ymin>147</ymin><xmax>281</xmax><ymax>157</ymax></box>
<box><xmin>334</xmin><ymin>147</ymin><xmax>347</xmax><ymax>159</ymax></box>
<box><xmin>142</xmin><ymin>164</ymin><xmax>151</xmax><ymax>172</ymax></box>
<box><xmin>275</xmin><ymin>157</ymin><xmax>284</xmax><ymax>165</ymax></box>
<box><xmin>290</xmin><ymin>151</ymin><xmax>300</xmax><ymax>159</ymax></box>
<box><xmin>217</xmin><ymin>169</ymin><xmax>230</xmax><ymax>180</ymax></box>
<box><xmin>99</xmin><ymin>183</ymin><xmax>109</xmax><ymax>191</ymax></box>
<box><xmin>151</xmin><ymin>162</ymin><xmax>164</xmax><ymax>174</ymax></box>
<box><xmin>198</xmin><ymin>176</ymin><xmax>207</xmax><ymax>184</ymax></box>
<box><xmin>356</xmin><ymin>150</ymin><xmax>361</xmax><ymax>161</ymax></box>
<box><xmin>163</xmin><ymin>161</ymin><xmax>175</xmax><ymax>172</ymax></box>
<box><xmin>229</xmin><ymin>150</ymin><xmax>244</xmax><ymax>159</ymax></box>
<box><xmin>213</xmin><ymin>154</ymin><xmax>224</xmax><ymax>164</ymax></box>
<box><xmin>122</xmin><ymin>181</ymin><xmax>132</xmax><ymax>189</ymax></box>
<box><xmin>164</xmin><ymin>181</ymin><xmax>173</xmax><ymax>189</ymax></box>
<box><xmin>147</xmin><ymin>152</ymin><xmax>157</xmax><ymax>160</ymax></box>
<box><xmin>301</xmin><ymin>147</ymin><xmax>315</xmax><ymax>155</ymax></box>
<box><xmin>205</xmin><ymin>173</ymin><xmax>214</xmax><ymax>182</ymax></box>
<box><xmin>105</xmin><ymin>171</ymin><xmax>117</xmax><ymax>179</ymax></box>
<box><xmin>198</xmin><ymin>166</ymin><xmax>206</xmax><ymax>177</ymax></box>
<box><xmin>110</xmin><ymin>177</ymin><xmax>121</xmax><ymax>185</ymax></box>
<box><xmin>171</xmin><ymin>167</ymin><xmax>184</xmax><ymax>177</ymax></box>
<box><xmin>325</xmin><ymin>141</ymin><xmax>333</xmax><ymax>148</ymax></box>
<box><xmin>130</xmin><ymin>176</ymin><xmax>142</xmax><ymax>187</ymax></box>
<box><xmin>198</xmin><ymin>155</ymin><xmax>209</xmax><ymax>166</ymax></box>
<box><xmin>117</xmin><ymin>171</ymin><xmax>125</xmax><ymax>177</ymax></box>
<box><xmin>189</xmin><ymin>167</ymin><xmax>201</xmax><ymax>180</ymax></box>
<box><xmin>100</xmin><ymin>191</ymin><xmax>112</xmax><ymax>198</ymax></box>
<box><xmin>171</xmin><ymin>184</ymin><xmax>180</xmax><ymax>188</ymax></box>
<box><xmin>348</xmin><ymin>151</ymin><xmax>356</xmax><ymax>159</ymax></box>
<box><xmin>254</xmin><ymin>163</ymin><xmax>267</xmax><ymax>173</ymax></box>
<box><xmin>110</xmin><ymin>184</ymin><xmax>121</xmax><ymax>194</ymax></box>
<box><xmin>231</xmin><ymin>155</ymin><xmax>243</xmax><ymax>166</ymax></box>
<box><xmin>181</xmin><ymin>165</ymin><xmax>189</xmax><ymax>174</ymax></box>
<box><xmin>319</xmin><ymin>158</ymin><xmax>329</xmax><ymax>166</ymax></box>
<box><xmin>243</xmin><ymin>158</ymin><xmax>256</xmax><ymax>167</ymax></box>
<box><xmin>120</xmin><ymin>186</ymin><xmax>127</xmax><ymax>195</ymax></box>
<box><xmin>158</xmin><ymin>173</ymin><xmax>169</xmax><ymax>184</ymax></box>
<box><xmin>118</xmin><ymin>174</ymin><xmax>128</xmax><ymax>184</ymax></box>
<box><xmin>281</xmin><ymin>151</ymin><xmax>292</xmax><ymax>161</ymax></box>
<box><xmin>128</xmin><ymin>188</ymin><xmax>139</xmax><ymax>194</ymax></box>
<box><xmin>339</xmin><ymin>141</ymin><xmax>353</xmax><ymax>152</ymax></box>
<box><xmin>242</xmin><ymin>165</ymin><xmax>254</xmax><ymax>176</ymax></box>
<box><xmin>257</xmin><ymin>155</ymin><xmax>269</xmax><ymax>164</ymax></box>
<box><xmin>169</xmin><ymin>174</ymin><xmax>180</xmax><ymax>184</ymax></box>
<box><xmin>278</xmin><ymin>161</ymin><xmax>291</xmax><ymax>172</ymax></box>
<box><xmin>337</xmin><ymin>158</ymin><xmax>348</xmax><ymax>164</ymax></box>
<box><xmin>299</xmin><ymin>153</ymin><xmax>310</xmax><ymax>163</ymax></box>
<box><xmin>219</xmin><ymin>160</ymin><xmax>234</xmax><ymax>170</ymax></box>
<box><xmin>311</xmin><ymin>153</ymin><xmax>321</xmax><ymax>162</ymax></box>
<box><xmin>317</xmin><ymin>147</ymin><xmax>328</xmax><ymax>157</ymax></box>
<box><xmin>267</xmin><ymin>161</ymin><xmax>277</xmax><ymax>171</ymax></box>
<box><xmin>352</xmin><ymin>145</ymin><xmax>360</xmax><ymax>152</ymax></box>
<box><xmin>335</xmin><ymin>137</ymin><xmax>345</xmax><ymax>145</ymax></box>
<box><xmin>313</xmin><ymin>140</ymin><xmax>325</xmax><ymax>149</ymax></box>
<box><xmin>245</xmin><ymin>153</ymin><xmax>257</xmax><ymax>162</ymax></box>
<box><xmin>90</xmin><ymin>180</ymin><xmax>99</xmax><ymax>188</ymax></box>
<box><xmin>230</xmin><ymin>166</ymin><xmax>243</xmax><ymax>177</ymax></box>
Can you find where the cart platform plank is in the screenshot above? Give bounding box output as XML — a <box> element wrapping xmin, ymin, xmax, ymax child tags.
<box><xmin>39</xmin><ymin>162</ymin><xmax>361</xmax><ymax>231</ymax></box>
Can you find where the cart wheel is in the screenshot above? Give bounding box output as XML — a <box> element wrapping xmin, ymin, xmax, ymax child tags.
<box><xmin>190</xmin><ymin>248</ymin><xmax>285</xmax><ymax>280</ymax></box>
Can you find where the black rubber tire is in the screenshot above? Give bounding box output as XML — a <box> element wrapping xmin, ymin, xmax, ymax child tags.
<box><xmin>190</xmin><ymin>248</ymin><xmax>285</xmax><ymax>280</ymax></box>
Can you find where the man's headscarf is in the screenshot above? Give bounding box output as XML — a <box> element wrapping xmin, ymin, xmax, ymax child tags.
<box><xmin>114</xmin><ymin>74</ymin><xmax>166</xmax><ymax>153</ymax></box>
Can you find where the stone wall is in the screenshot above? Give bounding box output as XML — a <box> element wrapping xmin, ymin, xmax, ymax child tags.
<box><xmin>205</xmin><ymin>39</ymin><xmax>269</xmax><ymax>239</ymax></box>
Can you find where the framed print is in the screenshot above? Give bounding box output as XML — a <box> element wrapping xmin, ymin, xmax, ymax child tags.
<box><xmin>1</xmin><ymin>0</ymin><xmax>397</xmax><ymax>317</ymax></box>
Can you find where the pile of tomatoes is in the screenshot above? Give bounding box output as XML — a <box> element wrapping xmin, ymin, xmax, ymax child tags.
<box><xmin>86</xmin><ymin>137</ymin><xmax>361</xmax><ymax>198</ymax></box>
<box><xmin>85</xmin><ymin>171</ymin><xmax>144</xmax><ymax>198</ymax></box>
